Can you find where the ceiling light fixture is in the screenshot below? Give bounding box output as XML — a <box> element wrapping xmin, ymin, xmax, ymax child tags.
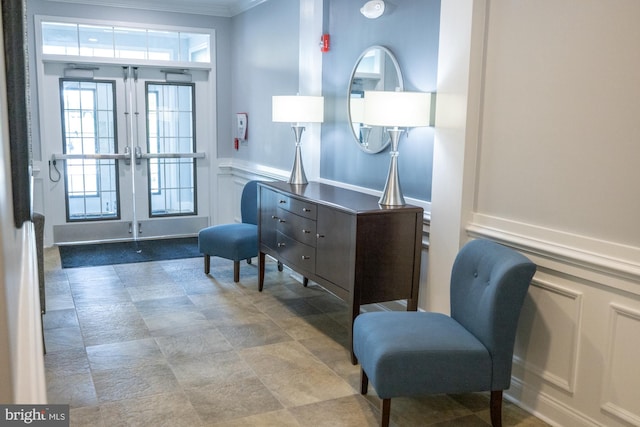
<box><xmin>361</xmin><ymin>0</ymin><xmax>385</xmax><ymax>19</ymax></box>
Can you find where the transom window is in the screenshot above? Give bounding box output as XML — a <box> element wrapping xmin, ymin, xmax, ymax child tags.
<box><xmin>40</xmin><ymin>19</ymin><xmax>211</xmax><ymax>64</ymax></box>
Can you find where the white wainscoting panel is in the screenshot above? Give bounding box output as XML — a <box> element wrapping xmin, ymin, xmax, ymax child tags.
<box><xmin>468</xmin><ymin>214</ymin><xmax>640</xmax><ymax>427</ymax></box>
<box><xmin>514</xmin><ymin>278</ymin><xmax>583</xmax><ymax>394</ymax></box>
<box><xmin>601</xmin><ymin>304</ymin><xmax>640</xmax><ymax>426</ymax></box>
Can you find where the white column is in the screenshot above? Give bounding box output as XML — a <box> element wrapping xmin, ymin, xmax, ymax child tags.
<box><xmin>427</xmin><ymin>0</ymin><xmax>486</xmax><ymax>313</ymax></box>
<box><xmin>298</xmin><ymin>0</ymin><xmax>324</xmax><ymax>182</ymax></box>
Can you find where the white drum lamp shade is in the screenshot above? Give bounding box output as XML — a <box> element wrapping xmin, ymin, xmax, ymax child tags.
<box><xmin>272</xmin><ymin>96</ymin><xmax>324</xmax><ymax>124</ymax></box>
<box><xmin>363</xmin><ymin>91</ymin><xmax>431</xmax><ymax>128</ymax></box>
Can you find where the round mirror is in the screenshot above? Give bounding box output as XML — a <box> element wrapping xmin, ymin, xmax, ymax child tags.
<box><xmin>348</xmin><ymin>46</ymin><xmax>404</xmax><ymax>153</ymax></box>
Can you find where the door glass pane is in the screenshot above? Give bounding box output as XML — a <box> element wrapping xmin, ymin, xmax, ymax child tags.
<box><xmin>61</xmin><ymin>80</ymin><xmax>119</xmax><ymax>221</ymax></box>
<box><xmin>146</xmin><ymin>82</ymin><xmax>197</xmax><ymax>217</ymax></box>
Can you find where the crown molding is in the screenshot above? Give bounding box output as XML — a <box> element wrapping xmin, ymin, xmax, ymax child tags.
<box><xmin>43</xmin><ymin>0</ymin><xmax>268</xmax><ymax>17</ymax></box>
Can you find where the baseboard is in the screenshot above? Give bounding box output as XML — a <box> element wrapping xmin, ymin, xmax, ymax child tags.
<box><xmin>506</xmin><ymin>377</ymin><xmax>603</xmax><ymax>427</ymax></box>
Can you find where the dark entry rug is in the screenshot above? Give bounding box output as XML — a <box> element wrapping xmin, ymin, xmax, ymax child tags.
<box><xmin>58</xmin><ymin>237</ymin><xmax>201</xmax><ymax>268</ymax></box>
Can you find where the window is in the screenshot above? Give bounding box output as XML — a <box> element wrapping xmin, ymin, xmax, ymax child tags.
<box><xmin>41</xmin><ymin>20</ymin><xmax>211</xmax><ymax>64</ymax></box>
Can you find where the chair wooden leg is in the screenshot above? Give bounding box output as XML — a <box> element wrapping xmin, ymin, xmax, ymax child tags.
<box><xmin>204</xmin><ymin>255</ymin><xmax>210</xmax><ymax>274</ymax></box>
<box><xmin>360</xmin><ymin>369</ymin><xmax>369</xmax><ymax>395</ymax></box>
<box><xmin>490</xmin><ymin>390</ymin><xmax>503</xmax><ymax>427</ymax></box>
<box><xmin>233</xmin><ymin>260</ymin><xmax>240</xmax><ymax>282</ymax></box>
<box><xmin>380</xmin><ymin>398</ymin><xmax>391</xmax><ymax>427</ymax></box>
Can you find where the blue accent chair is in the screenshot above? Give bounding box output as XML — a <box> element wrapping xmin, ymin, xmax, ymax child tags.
<box><xmin>353</xmin><ymin>239</ymin><xmax>536</xmax><ymax>427</ymax></box>
<box><xmin>198</xmin><ymin>180</ymin><xmax>259</xmax><ymax>282</ymax></box>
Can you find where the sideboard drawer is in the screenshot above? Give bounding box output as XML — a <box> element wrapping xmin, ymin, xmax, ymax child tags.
<box><xmin>277</xmin><ymin>194</ymin><xmax>317</xmax><ymax>220</ymax></box>
<box><xmin>277</xmin><ymin>207</ymin><xmax>317</xmax><ymax>246</ymax></box>
<box><xmin>276</xmin><ymin>231</ymin><xmax>315</xmax><ymax>274</ymax></box>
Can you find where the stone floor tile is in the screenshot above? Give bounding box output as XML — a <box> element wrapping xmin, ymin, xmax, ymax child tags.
<box><xmin>126</xmin><ymin>282</ymin><xmax>186</xmax><ymax>302</ymax></box>
<box><xmin>43</xmin><ymin>308</ymin><xmax>79</xmax><ymax>330</ymax></box>
<box><xmin>169</xmin><ymin>350</ymin><xmax>256</xmax><ymax>388</ymax></box>
<box><xmin>100</xmin><ymin>392</ymin><xmax>203</xmax><ymax>427</ymax></box>
<box><xmin>92</xmin><ymin>363</ymin><xmax>180</xmax><ymax>403</ymax></box>
<box><xmin>155</xmin><ymin>328</ymin><xmax>233</xmax><ymax>359</ymax></box>
<box><xmin>259</xmin><ymin>364</ymin><xmax>356</xmax><ymax>408</ymax></box>
<box><xmin>46</xmin><ymin>372</ymin><xmax>98</xmax><ymax>408</ymax></box>
<box><xmin>45</xmin><ymin>348</ymin><xmax>91</xmax><ymax>379</ymax></box>
<box><xmin>86</xmin><ymin>338</ymin><xmax>165</xmax><ymax>372</ymax></box>
<box><xmin>185</xmin><ymin>377</ymin><xmax>282</xmax><ymax>424</ymax></box>
<box><xmin>239</xmin><ymin>341</ymin><xmax>324</xmax><ymax>374</ymax></box>
<box><xmin>211</xmin><ymin>409</ymin><xmax>301</xmax><ymax>427</ymax></box>
<box><xmin>69</xmin><ymin>406</ymin><xmax>104</xmax><ymax>427</ymax></box>
<box><xmin>134</xmin><ymin>295</ymin><xmax>197</xmax><ymax>317</ymax></box>
<box><xmin>288</xmin><ymin>395</ymin><xmax>379</xmax><ymax>427</ymax></box>
<box><xmin>44</xmin><ymin>325</ymin><xmax>86</xmax><ymax>352</ymax></box>
<box><xmin>217</xmin><ymin>320</ymin><xmax>293</xmax><ymax>349</ymax></box>
<box><xmin>142</xmin><ymin>310</ymin><xmax>212</xmax><ymax>337</ymax></box>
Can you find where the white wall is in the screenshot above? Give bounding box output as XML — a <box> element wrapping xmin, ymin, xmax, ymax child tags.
<box><xmin>0</xmin><ymin>12</ymin><xmax>46</xmax><ymax>403</ymax></box>
<box><xmin>433</xmin><ymin>1</ymin><xmax>640</xmax><ymax>426</ymax></box>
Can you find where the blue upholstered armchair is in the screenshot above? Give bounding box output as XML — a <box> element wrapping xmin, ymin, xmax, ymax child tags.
<box><xmin>198</xmin><ymin>180</ymin><xmax>259</xmax><ymax>282</ymax></box>
<box><xmin>353</xmin><ymin>239</ymin><xmax>536</xmax><ymax>427</ymax></box>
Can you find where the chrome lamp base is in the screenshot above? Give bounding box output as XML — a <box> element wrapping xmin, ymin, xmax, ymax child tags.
<box><xmin>379</xmin><ymin>127</ymin><xmax>405</xmax><ymax>206</ymax></box>
<box><xmin>288</xmin><ymin>125</ymin><xmax>308</xmax><ymax>185</ymax></box>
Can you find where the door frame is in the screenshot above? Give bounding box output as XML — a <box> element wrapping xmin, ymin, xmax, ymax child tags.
<box><xmin>32</xmin><ymin>15</ymin><xmax>217</xmax><ymax>246</ymax></box>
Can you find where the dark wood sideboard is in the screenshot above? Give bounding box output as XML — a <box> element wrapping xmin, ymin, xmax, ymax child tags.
<box><xmin>257</xmin><ymin>181</ymin><xmax>423</xmax><ymax>363</ymax></box>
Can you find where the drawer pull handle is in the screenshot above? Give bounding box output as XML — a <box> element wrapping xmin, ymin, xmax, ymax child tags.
<box><xmin>277</xmin><ymin>242</ymin><xmax>286</xmax><ymax>248</ymax></box>
<box><xmin>316</xmin><ymin>233</ymin><xmax>325</xmax><ymax>238</ymax></box>
<box><xmin>271</xmin><ymin>215</ymin><xmax>279</xmax><ymax>220</ymax></box>
<box><xmin>301</xmin><ymin>256</ymin><xmax>310</xmax><ymax>260</ymax></box>
<box><xmin>279</xmin><ymin>199</ymin><xmax>287</xmax><ymax>204</ymax></box>
<box><xmin>302</xmin><ymin>208</ymin><xmax>312</xmax><ymax>212</ymax></box>
<box><xmin>278</xmin><ymin>219</ymin><xmax>286</xmax><ymax>223</ymax></box>
<box><xmin>302</xmin><ymin>229</ymin><xmax>310</xmax><ymax>234</ymax></box>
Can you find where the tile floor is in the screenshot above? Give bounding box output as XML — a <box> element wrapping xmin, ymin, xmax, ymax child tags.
<box><xmin>42</xmin><ymin>247</ymin><xmax>550</xmax><ymax>426</ymax></box>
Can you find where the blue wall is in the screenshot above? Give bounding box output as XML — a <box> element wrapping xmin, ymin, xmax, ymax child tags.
<box><xmin>228</xmin><ymin>0</ymin><xmax>300</xmax><ymax>167</ymax></box>
<box><xmin>321</xmin><ymin>0</ymin><xmax>440</xmax><ymax>201</ymax></box>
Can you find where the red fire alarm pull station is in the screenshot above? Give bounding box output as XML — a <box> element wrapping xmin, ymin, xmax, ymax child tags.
<box><xmin>321</xmin><ymin>34</ymin><xmax>330</xmax><ymax>52</ymax></box>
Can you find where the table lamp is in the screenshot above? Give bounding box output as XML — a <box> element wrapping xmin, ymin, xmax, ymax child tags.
<box><xmin>363</xmin><ymin>90</ymin><xmax>431</xmax><ymax>206</ymax></box>
<box><xmin>272</xmin><ymin>95</ymin><xmax>324</xmax><ymax>185</ymax></box>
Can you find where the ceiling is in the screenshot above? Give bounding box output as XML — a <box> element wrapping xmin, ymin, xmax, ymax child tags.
<box><xmin>46</xmin><ymin>0</ymin><xmax>268</xmax><ymax>17</ymax></box>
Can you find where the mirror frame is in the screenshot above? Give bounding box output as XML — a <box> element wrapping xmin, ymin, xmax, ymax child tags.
<box><xmin>347</xmin><ymin>45</ymin><xmax>404</xmax><ymax>153</ymax></box>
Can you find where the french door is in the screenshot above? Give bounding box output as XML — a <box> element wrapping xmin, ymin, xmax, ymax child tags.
<box><xmin>40</xmin><ymin>63</ymin><xmax>211</xmax><ymax>243</ymax></box>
